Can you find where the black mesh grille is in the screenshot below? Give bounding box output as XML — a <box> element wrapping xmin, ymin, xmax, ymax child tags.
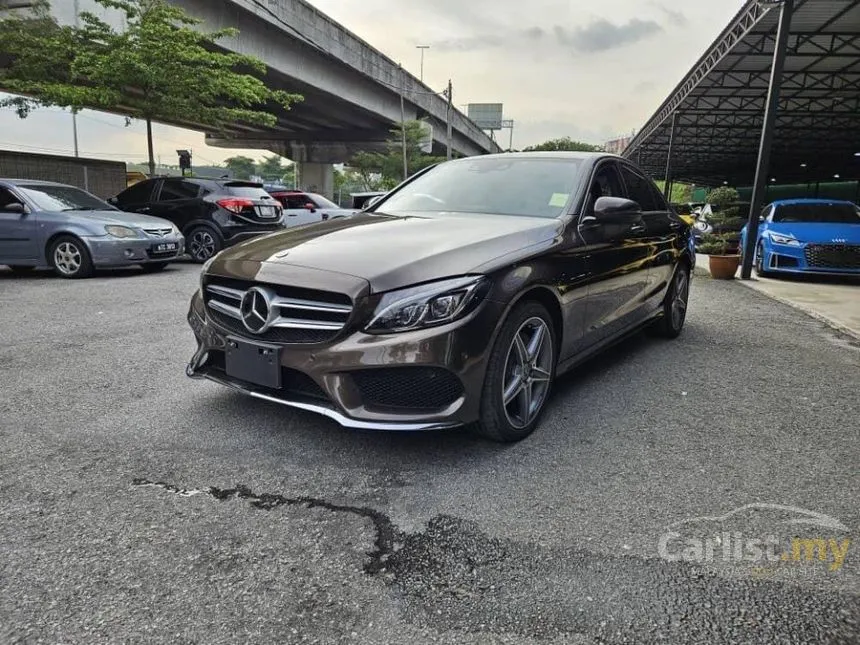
<box><xmin>207</xmin><ymin>308</ymin><xmax>335</xmax><ymax>344</ymax></box>
<box><xmin>351</xmin><ymin>367</ymin><xmax>463</xmax><ymax>411</ymax></box>
<box><xmin>804</xmin><ymin>244</ymin><xmax>860</xmax><ymax>269</ymax></box>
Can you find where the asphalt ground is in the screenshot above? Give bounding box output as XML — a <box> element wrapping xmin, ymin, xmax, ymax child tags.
<box><xmin>1</xmin><ymin>262</ymin><xmax>858</xmax><ymax>644</ymax></box>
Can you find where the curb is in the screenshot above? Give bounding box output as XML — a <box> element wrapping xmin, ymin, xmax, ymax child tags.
<box><xmin>695</xmin><ymin>255</ymin><xmax>860</xmax><ymax>341</ymax></box>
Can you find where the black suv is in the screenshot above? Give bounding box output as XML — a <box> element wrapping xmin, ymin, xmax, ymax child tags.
<box><xmin>110</xmin><ymin>177</ymin><xmax>283</xmax><ymax>262</ymax></box>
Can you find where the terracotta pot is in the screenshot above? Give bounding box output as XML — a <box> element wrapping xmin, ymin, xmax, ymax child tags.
<box><xmin>708</xmin><ymin>254</ymin><xmax>740</xmax><ymax>280</ymax></box>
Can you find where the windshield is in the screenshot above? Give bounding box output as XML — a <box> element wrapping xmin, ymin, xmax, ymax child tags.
<box><xmin>773</xmin><ymin>203</ymin><xmax>860</xmax><ymax>224</ymax></box>
<box><xmin>17</xmin><ymin>184</ymin><xmax>113</xmax><ymax>212</ymax></box>
<box><xmin>378</xmin><ymin>157</ymin><xmax>583</xmax><ymax>218</ymax></box>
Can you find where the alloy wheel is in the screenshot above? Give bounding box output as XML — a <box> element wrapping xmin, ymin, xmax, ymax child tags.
<box><xmin>189</xmin><ymin>230</ymin><xmax>216</xmax><ymax>261</ymax></box>
<box><xmin>54</xmin><ymin>241</ymin><xmax>82</xmax><ymax>276</ymax></box>
<box><xmin>502</xmin><ymin>317</ymin><xmax>554</xmax><ymax>429</ymax></box>
<box><xmin>671</xmin><ymin>269</ymin><xmax>689</xmax><ymax>330</ymax></box>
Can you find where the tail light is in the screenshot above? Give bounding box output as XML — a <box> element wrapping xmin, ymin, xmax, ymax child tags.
<box><xmin>217</xmin><ymin>198</ymin><xmax>255</xmax><ymax>214</ymax></box>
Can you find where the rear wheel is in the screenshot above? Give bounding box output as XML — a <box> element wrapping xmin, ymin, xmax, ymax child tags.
<box><xmin>651</xmin><ymin>265</ymin><xmax>689</xmax><ymax>339</ymax></box>
<box><xmin>474</xmin><ymin>301</ymin><xmax>557</xmax><ymax>443</ymax></box>
<box><xmin>140</xmin><ymin>262</ymin><xmax>169</xmax><ymax>273</ymax></box>
<box><xmin>186</xmin><ymin>226</ymin><xmax>222</xmax><ymax>263</ymax></box>
<box><xmin>49</xmin><ymin>235</ymin><xmax>94</xmax><ymax>279</ymax></box>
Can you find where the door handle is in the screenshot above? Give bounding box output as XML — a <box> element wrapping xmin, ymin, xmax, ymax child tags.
<box><xmin>630</xmin><ymin>224</ymin><xmax>646</xmax><ymax>233</ymax></box>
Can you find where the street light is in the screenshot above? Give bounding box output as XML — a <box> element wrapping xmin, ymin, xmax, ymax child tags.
<box><xmin>416</xmin><ymin>45</ymin><xmax>430</xmax><ymax>82</ymax></box>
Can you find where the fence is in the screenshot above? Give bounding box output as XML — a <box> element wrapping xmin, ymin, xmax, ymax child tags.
<box><xmin>0</xmin><ymin>150</ymin><xmax>127</xmax><ymax>198</ymax></box>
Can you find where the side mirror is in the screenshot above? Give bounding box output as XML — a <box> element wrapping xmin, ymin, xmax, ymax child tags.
<box><xmin>593</xmin><ymin>196</ymin><xmax>642</xmax><ymax>224</ymax></box>
<box><xmin>1</xmin><ymin>202</ymin><xmax>26</xmax><ymax>214</ymax></box>
<box><xmin>304</xmin><ymin>202</ymin><xmax>316</xmax><ymax>212</ymax></box>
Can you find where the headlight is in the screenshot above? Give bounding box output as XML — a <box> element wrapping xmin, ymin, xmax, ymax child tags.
<box><xmin>770</xmin><ymin>233</ymin><xmax>801</xmax><ymax>246</ymax></box>
<box><xmin>171</xmin><ymin>224</ymin><xmax>181</xmax><ymax>236</ymax></box>
<box><xmin>365</xmin><ymin>276</ymin><xmax>490</xmax><ymax>333</ymax></box>
<box><xmin>105</xmin><ymin>225</ymin><xmax>138</xmax><ymax>238</ymax></box>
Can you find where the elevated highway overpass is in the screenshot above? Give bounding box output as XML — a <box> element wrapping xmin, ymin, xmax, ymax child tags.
<box><xmin>23</xmin><ymin>0</ymin><xmax>502</xmax><ymax>195</ymax></box>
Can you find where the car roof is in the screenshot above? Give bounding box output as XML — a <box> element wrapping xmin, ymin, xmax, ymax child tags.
<box><xmin>462</xmin><ymin>151</ymin><xmax>611</xmax><ymax>162</ymax></box>
<box><xmin>0</xmin><ymin>178</ymin><xmax>77</xmax><ymax>188</ymax></box>
<box><xmin>771</xmin><ymin>198</ymin><xmax>856</xmax><ymax>206</ymax></box>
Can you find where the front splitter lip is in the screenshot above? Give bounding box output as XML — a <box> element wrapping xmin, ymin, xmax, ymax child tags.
<box><xmin>186</xmin><ymin>365</ymin><xmax>462</xmax><ymax>432</ymax></box>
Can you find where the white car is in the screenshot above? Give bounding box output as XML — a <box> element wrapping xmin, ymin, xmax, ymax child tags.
<box><xmin>268</xmin><ymin>190</ymin><xmax>360</xmax><ymax>227</ymax></box>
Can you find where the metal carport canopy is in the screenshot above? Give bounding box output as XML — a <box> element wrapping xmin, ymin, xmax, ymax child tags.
<box><xmin>622</xmin><ymin>0</ymin><xmax>860</xmax><ymax>186</ymax></box>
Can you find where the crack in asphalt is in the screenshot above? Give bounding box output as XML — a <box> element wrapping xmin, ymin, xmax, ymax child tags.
<box><xmin>131</xmin><ymin>478</ymin><xmax>399</xmax><ymax>575</ymax></box>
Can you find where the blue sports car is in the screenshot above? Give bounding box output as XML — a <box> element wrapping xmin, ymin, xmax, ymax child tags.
<box><xmin>740</xmin><ymin>199</ymin><xmax>860</xmax><ymax>277</ymax></box>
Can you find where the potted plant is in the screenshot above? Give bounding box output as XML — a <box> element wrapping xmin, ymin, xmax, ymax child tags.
<box><xmin>698</xmin><ymin>186</ymin><xmax>746</xmax><ymax>280</ymax></box>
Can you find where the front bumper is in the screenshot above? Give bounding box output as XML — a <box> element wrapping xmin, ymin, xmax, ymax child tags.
<box><xmin>763</xmin><ymin>242</ymin><xmax>860</xmax><ymax>275</ymax></box>
<box><xmin>86</xmin><ymin>234</ymin><xmax>185</xmax><ymax>266</ymax></box>
<box><xmin>185</xmin><ymin>289</ymin><xmax>505</xmax><ymax>431</ymax></box>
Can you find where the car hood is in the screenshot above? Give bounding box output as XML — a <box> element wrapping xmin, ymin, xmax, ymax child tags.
<box><xmin>60</xmin><ymin>209</ymin><xmax>177</xmax><ymax>229</ymax></box>
<box><xmin>768</xmin><ymin>222</ymin><xmax>860</xmax><ymax>244</ymax></box>
<box><xmin>215</xmin><ymin>212</ymin><xmax>563</xmax><ymax>292</ymax></box>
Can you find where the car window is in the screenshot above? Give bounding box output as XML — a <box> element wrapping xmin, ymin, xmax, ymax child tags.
<box><xmin>307</xmin><ymin>193</ymin><xmax>339</xmax><ymax>210</ymax></box>
<box><xmin>380</xmin><ymin>157</ymin><xmax>583</xmax><ymax>219</ymax></box>
<box><xmin>222</xmin><ymin>185</ymin><xmax>272</xmax><ymax>200</ymax></box>
<box><xmin>587</xmin><ymin>163</ymin><xmax>624</xmax><ymax>214</ymax></box>
<box><xmin>646</xmin><ymin>180</ymin><xmax>668</xmax><ymax>212</ymax></box>
<box><xmin>283</xmin><ymin>195</ymin><xmax>309</xmax><ymax>209</ymax></box>
<box><xmin>620</xmin><ymin>166</ymin><xmax>659</xmax><ymax>211</ymax></box>
<box><xmin>158</xmin><ymin>179</ymin><xmax>200</xmax><ymax>201</ymax></box>
<box><xmin>0</xmin><ymin>187</ymin><xmax>23</xmax><ymax>210</ymax></box>
<box><xmin>773</xmin><ymin>203</ymin><xmax>860</xmax><ymax>224</ymax></box>
<box><xmin>15</xmin><ymin>184</ymin><xmax>112</xmax><ymax>212</ymax></box>
<box><xmin>116</xmin><ymin>180</ymin><xmax>154</xmax><ymax>205</ymax></box>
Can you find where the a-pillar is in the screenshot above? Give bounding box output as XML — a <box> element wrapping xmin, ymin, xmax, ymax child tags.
<box><xmin>298</xmin><ymin>162</ymin><xmax>334</xmax><ymax>200</ymax></box>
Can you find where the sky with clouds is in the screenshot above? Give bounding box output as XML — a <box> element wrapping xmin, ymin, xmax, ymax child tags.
<box><xmin>0</xmin><ymin>0</ymin><xmax>743</xmax><ymax>165</ymax></box>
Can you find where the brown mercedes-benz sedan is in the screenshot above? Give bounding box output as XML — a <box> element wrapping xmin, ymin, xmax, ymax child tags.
<box><xmin>186</xmin><ymin>152</ymin><xmax>694</xmax><ymax>442</ymax></box>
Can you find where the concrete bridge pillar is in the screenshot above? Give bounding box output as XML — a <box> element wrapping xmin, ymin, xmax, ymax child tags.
<box><xmin>298</xmin><ymin>162</ymin><xmax>334</xmax><ymax>200</ymax></box>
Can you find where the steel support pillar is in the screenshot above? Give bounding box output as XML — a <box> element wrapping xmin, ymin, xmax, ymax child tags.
<box><xmin>741</xmin><ymin>0</ymin><xmax>794</xmax><ymax>280</ymax></box>
<box><xmin>663</xmin><ymin>112</ymin><xmax>677</xmax><ymax>200</ymax></box>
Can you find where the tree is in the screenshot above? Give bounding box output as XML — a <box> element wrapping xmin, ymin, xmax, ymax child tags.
<box><xmin>224</xmin><ymin>156</ymin><xmax>257</xmax><ymax>180</ymax></box>
<box><xmin>346</xmin><ymin>119</ymin><xmax>445</xmax><ymax>190</ymax></box>
<box><xmin>0</xmin><ymin>1</ymin><xmax>81</xmax><ymax>118</ymax></box>
<box><xmin>523</xmin><ymin>137</ymin><xmax>601</xmax><ymax>152</ymax></box>
<box><xmin>257</xmin><ymin>154</ymin><xmax>296</xmax><ymax>184</ymax></box>
<box><xmin>1</xmin><ymin>0</ymin><xmax>302</xmax><ymax>175</ymax></box>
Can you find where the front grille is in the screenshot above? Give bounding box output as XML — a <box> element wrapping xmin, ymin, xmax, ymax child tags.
<box><xmin>203</xmin><ymin>350</ymin><xmax>327</xmax><ymax>400</ymax></box>
<box><xmin>804</xmin><ymin>244</ymin><xmax>860</xmax><ymax>269</ymax></box>
<box><xmin>144</xmin><ymin>227</ymin><xmax>173</xmax><ymax>237</ymax></box>
<box><xmin>203</xmin><ymin>276</ymin><xmax>352</xmax><ymax>345</ymax></box>
<box><xmin>351</xmin><ymin>367</ymin><xmax>464</xmax><ymax>411</ymax></box>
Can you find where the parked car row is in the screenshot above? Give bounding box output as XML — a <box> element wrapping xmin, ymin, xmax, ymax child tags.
<box><xmin>0</xmin><ymin>175</ymin><xmax>361</xmax><ymax>278</ymax></box>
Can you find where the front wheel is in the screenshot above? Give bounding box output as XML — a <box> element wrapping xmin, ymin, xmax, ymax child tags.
<box><xmin>49</xmin><ymin>235</ymin><xmax>94</xmax><ymax>279</ymax></box>
<box><xmin>755</xmin><ymin>242</ymin><xmax>770</xmax><ymax>277</ymax></box>
<box><xmin>651</xmin><ymin>265</ymin><xmax>689</xmax><ymax>339</ymax></box>
<box><xmin>474</xmin><ymin>301</ymin><xmax>557</xmax><ymax>443</ymax></box>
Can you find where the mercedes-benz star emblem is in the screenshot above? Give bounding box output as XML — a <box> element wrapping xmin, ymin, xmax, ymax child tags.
<box><xmin>240</xmin><ymin>287</ymin><xmax>274</xmax><ymax>334</ymax></box>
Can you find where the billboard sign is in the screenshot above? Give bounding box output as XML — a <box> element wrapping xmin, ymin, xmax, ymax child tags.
<box><xmin>468</xmin><ymin>103</ymin><xmax>504</xmax><ymax>130</ymax></box>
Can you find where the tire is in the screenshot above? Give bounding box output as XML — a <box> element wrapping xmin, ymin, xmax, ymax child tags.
<box><xmin>140</xmin><ymin>262</ymin><xmax>169</xmax><ymax>273</ymax></box>
<box><xmin>474</xmin><ymin>301</ymin><xmax>557</xmax><ymax>443</ymax></box>
<box><xmin>48</xmin><ymin>235</ymin><xmax>94</xmax><ymax>279</ymax></box>
<box><xmin>186</xmin><ymin>225</ymin><xmax>222</xmax><ymax>263</ymax></box>
<box><xmin>7</xmin><ymin>265</ymin><xmax>35</xmax><ymax>274</ymax></box>
<box><xmin>755</xmin><ymin>242</ymin><xmax>770</xmax><ymax>277</ymax></box>
<box><xmin>651</xmin><ymin>264</ymin><xmax>690</xmax><ymax>339</ymax></box>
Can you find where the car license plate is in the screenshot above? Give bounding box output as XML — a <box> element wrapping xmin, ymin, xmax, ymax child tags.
<box><xmin>225</xmin><ymin>337</ymin><xmax>281</xmax><ymax>388</ymax></box>
<box><xmin>258</xmin><ymin>206</ymin><xmax>278</xmax><ymax>219</ymax></box>
<box><xmin>152</xmin><ymin>242</ymin><xmax>178</xmax><ymax>253</ymax></box>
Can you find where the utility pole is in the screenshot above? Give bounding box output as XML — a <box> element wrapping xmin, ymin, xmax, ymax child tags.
<box><xmin>446</xmin><ymin>79</ymin><xmax>453</xmax><ymax>161</ymax></box>
<box><xmin>399</xmin><ymin>64</ymin><xmax>408</xmax><ymax>180</ymax></box>
<box><xmin>72</xmin><ymin>0</ymin><xmax>80</xmax><ymax>157</ymax></box>
<box><xmin>416</xmin><ymin>45</ymin><xmax>430</xmax><ymax>82</ymax></box>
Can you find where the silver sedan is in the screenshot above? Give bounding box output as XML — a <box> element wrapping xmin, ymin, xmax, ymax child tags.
<box><xmin>0</xmin><ymin>179</ymin><xmax>185</xmax><ymax>278</ymax></box>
